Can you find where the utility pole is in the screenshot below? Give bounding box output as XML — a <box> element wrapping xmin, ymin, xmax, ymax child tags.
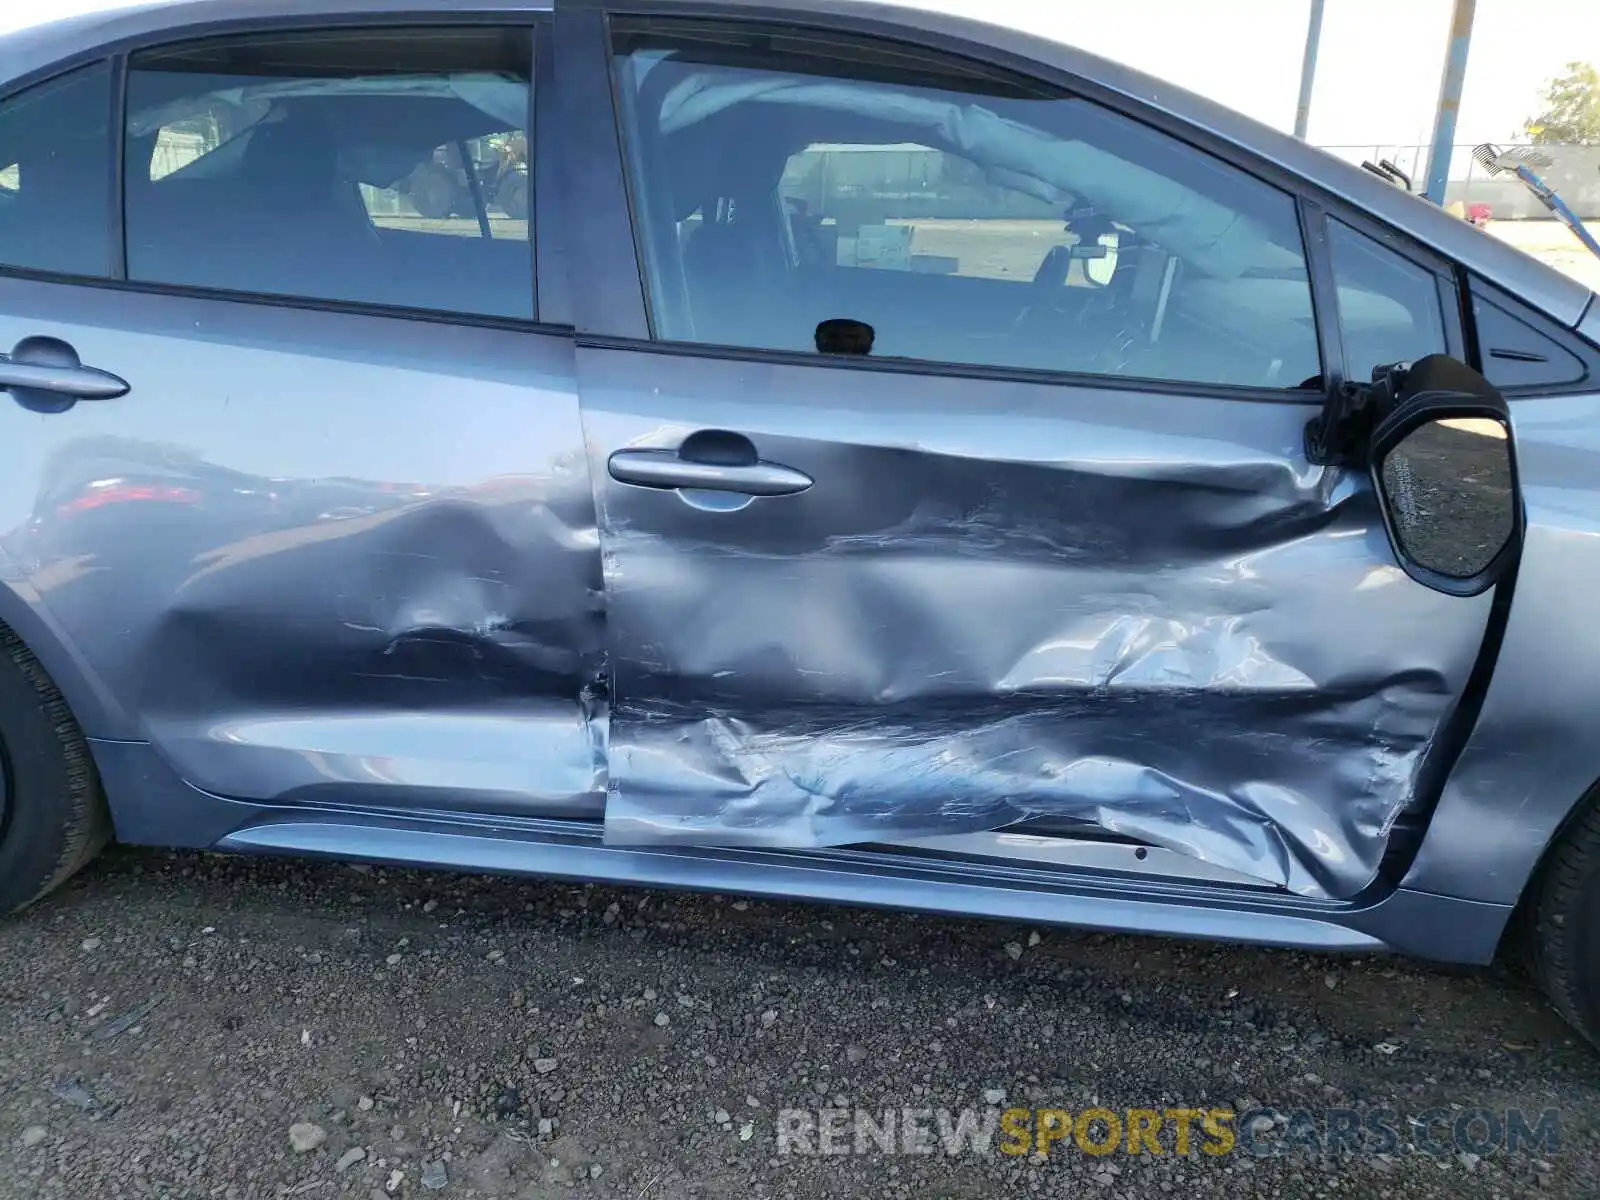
<box><xmin>1424</xmin><ymin>0</ymin><xmax>1478</xmax><ymax>204</ymax></box>
<box><xmin>1293</xmin><ymin>0</ymin><xmax>1326</xmax><ymax>140</ymax></box>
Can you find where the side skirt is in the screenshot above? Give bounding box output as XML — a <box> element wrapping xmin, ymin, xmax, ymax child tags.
<box><xmin>94</xmin><ymin>738</ymin><xmax>1511</xmax><ymax>964</ymax></box>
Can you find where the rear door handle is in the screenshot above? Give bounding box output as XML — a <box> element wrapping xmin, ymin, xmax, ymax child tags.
<box><xmin>607</xmin><ymin>449</ymin><xmax>813</xmax><ymax>497</ymax></box>
<box><xmin>0</xmin><ymin>336</ymin><xmax>128</xmax><ymax>410</ymax></box>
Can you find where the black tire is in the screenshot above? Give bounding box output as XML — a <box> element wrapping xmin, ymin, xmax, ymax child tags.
<box><xmin>1527</xmin><ymin>795</ymin><xmax>1600</xmax><ymax>1047</ymax></box>
<box><xmin>0</xmin><ymin>625</ymin><xmax>109</xmax><ymax>913</ymax></box>
<box><xmin>496</xmin><ymin>172</ymin><xmax>529</xmax><ymax>220</ymax></box>
<box><xmin>407</xmin><ymin>162</ymin><xmax>458</xmax><ymax>220</ymax></box>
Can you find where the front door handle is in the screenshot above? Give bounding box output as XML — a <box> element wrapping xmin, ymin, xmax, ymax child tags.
<box><xmin>608</xmin><ymin>433</ymin><xmax>813</xmax><ymax>497</ymax></box>
<box><xmin>1</xmin><ymin>336</ymin><xmax>128</xmax><ymax>412</ymax></box>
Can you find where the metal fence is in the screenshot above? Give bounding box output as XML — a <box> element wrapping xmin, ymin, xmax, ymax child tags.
<box><xmin>1318</xmin><ymin>142</ymin><xmax>1600</xmax><ymax>219</ymax></box>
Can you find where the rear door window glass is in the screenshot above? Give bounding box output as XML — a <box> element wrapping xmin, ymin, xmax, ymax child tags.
<box><xmin>124</xmin><ymin>28</ymin><xmax>534</xmax><ymax>320</ymax></box>
<box><xmin>0</xmin><ymin>62</ymin><xmax>114</xmax><ymax>278</ymax></box>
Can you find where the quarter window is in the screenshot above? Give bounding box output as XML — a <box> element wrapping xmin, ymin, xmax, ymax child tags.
<box><xmin>124</xmin><ymin>28</ymin><xmax>534</xmax><ymax>320</ymax></box>
<box><xmin>1470</xmin><ymin>280</ymin><xmax>1588</xmax><ymax>389</ymax></box>
<box><xmin>0</xmin><ymin>62</ymin><xmax>114</xmax><ymax>278</ymax></box>
<box><xmin>1326</xmin><ymin>219</ymin><xmax>1449</xmax><ymax>384</ymax></box>
<box><xmin>611</xmin><ymin>24</ymin><xmax>1322</xmax><ymax>390</ymax></box>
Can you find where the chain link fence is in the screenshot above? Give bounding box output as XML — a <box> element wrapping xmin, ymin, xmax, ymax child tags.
<box><xmin>1318</xmin><ymin>142</ymin><xmax>1600</xmax><ymax>219</ymax></box>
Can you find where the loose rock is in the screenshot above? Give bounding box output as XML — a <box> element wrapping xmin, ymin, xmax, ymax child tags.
<box><xmin>336</xmin><ymin>1147</ymin><xmax>366</xmax><ymax>1172</ymax></box>
<box><xmin>288</xmin><ymin>1123</ymin><xmax>327</xmax><ymax>1154</ymax></box>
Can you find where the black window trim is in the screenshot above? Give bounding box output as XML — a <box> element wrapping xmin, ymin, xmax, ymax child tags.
<box><xmin>0</xmin><ymin>10</ymin><xmax>565</xmax><ymax>336</ymax></box>
<box><xmin>532</xmin><ymin>19</ymin><xmax>569</xmax><ymax>325</ymax></box>
<box><xmin>107</xmin><ymin>54</ymin><xmax>128</xmax><ymax>281</ymax></box>
<box><xmin>558</xmin><ymin>4</ymin><xmax>650</xmax><ymax>341</ymax></box>
<box><xmin>569</xmin><ymin>329</ymin><xmax>1327</xmax><ymax>405</ymax></box>
<box><xmin>589</xmin><ymin>3</ymin><xmax>1477</xmax><ymax>407</ymax></box>
<box><xmin>1297</xmin><ymin>199</ymin><xmax>1344</xmax><ymax>393</ymax></box>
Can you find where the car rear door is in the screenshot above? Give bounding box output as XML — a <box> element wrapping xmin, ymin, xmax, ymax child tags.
<box><xmin>0</xmin><ymin>15</ymin><xmax>608</xmax><ymax>822</ymax></box>
<box><xmin>561</xmin><ymin>6</ymin><xmax>1509</xmax><ymax>901</ymax></box>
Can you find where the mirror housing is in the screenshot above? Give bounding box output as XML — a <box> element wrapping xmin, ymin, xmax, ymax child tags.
<box><xmin>1364</xmin><ymin>354</ymin><xmax>1521</xmax><ymax>597</ymax></box>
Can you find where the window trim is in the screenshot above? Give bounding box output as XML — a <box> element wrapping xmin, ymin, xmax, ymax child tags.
<box><xmin>532</xmin><ymin>17</ymin><xmax>570</xmax><ymax>325</ymax></box>
<box><xmin>569</xmin><ymin>328</ymin><xmax>1325</xmax><ymax>405</ymax></box>
<box><xmin>1297</xmin><ymin>199</ymin><xmax>1344</xmax><ymax>393</ymax></box>
<box><xmin>107</xmin><ymin>54</ymin><xmax>128</xmax><ymax>280</ymax></box>
<box><xmin>599</xmin><ymin>9</ymin><xmax>1332</xmax><ymax>403</ymax></box>
<box><xmin>558</xmin><ymin>5</ymin><xmax>650</xmax><ymax>340</ymax></box>
<box><xmin>0</xmin><ymin>265</ymin><xmax>579</xmax><ymax>338</ymax></box>
<box><xmin>0</xmin><ymin>7</ymin><xmax>554</xmax><ymax>102</ymax></box>
<box><xmin>0</xmin><ymin>12</ymin><xmax>551</xmax><ymax>333</ymax></box>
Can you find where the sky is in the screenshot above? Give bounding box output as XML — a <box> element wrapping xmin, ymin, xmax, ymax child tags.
<box><xmin>897</xmin><ymin>0</ymin><xmax>1600</xmax><ymax>150</ymax></box>
<box><xmin>5</xmin><ymin>0</ymin><xmax>1599</xmax><ymax>164</ymax></box>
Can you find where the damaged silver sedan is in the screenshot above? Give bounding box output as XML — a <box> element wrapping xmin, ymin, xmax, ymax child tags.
<box><xmin>3</xmin><ymin>0</ymin><xmax>1600</xmax><ymax>1044</ymax></box>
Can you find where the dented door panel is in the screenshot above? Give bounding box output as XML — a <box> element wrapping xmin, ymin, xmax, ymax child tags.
<box><xmin>0</xmin><ymin>277</ymin><xmax>605</xmax><ymax>819</ymax></box>
<box><xmin>581</xmin><ymin>348</ymin><xmax>1494</xmax><ymax>899</ymax></box>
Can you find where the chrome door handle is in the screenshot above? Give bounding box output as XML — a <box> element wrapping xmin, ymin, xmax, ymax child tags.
<box><xmin>607</xmin><ymin>449</ymin><xmax>813</xmax><ymax>497</ymax></box>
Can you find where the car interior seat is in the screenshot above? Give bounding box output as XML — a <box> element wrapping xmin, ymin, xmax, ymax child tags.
<box><xmin>680</xmin><ymin>194</ymin><xmax>803</xmax><ymax>350</ymax></box>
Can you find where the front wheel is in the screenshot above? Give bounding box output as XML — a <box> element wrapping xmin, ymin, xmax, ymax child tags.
<box><xmin>0</xmin><ymin>626</ymin><xmax>109</xmax><ymax>913</ymax></box>
<box><xmin>407</xmin><ymin>162</ymin><xmax>459</xmax><ymax>220</ymax></box>
<box><xmin>496</xmin><ymin>172</ymin><xmax>529</xmax><ymax>220</ymax></box>
<box><xmin>1526</xmin><ymin>796</ymin><xmax>1600</xmax><ymax>1048</ymax></box>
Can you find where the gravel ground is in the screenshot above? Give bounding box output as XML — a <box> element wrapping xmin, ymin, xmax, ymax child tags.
<box><xmin>1488</xmin><ymin>220</ymin><xmax>1600</xmax><ymax>292</ymax></box>
<box><xmin>0</xmin><ymin>847</ymin><xmax>1594</xmax><ymax>1200</ymax></box>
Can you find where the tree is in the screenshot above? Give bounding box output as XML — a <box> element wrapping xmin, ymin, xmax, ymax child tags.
<box><xmin>1524</xmin><ymin>62</ymin><xmax>1600</xmax><ymax>145</ymax></box>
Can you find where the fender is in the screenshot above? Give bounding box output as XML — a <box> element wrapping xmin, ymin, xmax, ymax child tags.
<box><xmin>1403</xmin><ymin>385</ymin><xmax>1600</xmax><ymax>907</ymax></box>
<box><xmin>0</xmin><ymin>559</ymin><xmax>131</xmax><ymax>740</ymax></box>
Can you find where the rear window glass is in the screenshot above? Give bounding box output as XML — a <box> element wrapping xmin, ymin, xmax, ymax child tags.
<box><xmin>123</xmin><ymin>28</ymin><xmax>534</xmax><ymax>320</ymax></box>
<box><xmin>0</xmin><ymin>61</ymin><xmax>114</xmax><ymax>278</ymax></box>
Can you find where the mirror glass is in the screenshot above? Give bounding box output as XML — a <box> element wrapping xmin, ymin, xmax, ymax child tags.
<box><xmin>1068</xmin><ymin>230</ymin><xmax>1119</xmax><ymax>287</ymax></box>
<box><xmin>1377</xmin><ymin>417</ymin><xmax>1514</xmax><ymax>579</ymax></box>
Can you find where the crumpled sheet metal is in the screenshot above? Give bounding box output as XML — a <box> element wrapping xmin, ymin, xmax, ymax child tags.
<box><xmin>605</xmin><ymin>688</ymin><xmax>1433</xmax><ymax>897</ymax></box>
<box><xmin>128</xmin><ymin>472</ymin><xmax>609</xmax><ymax>817</ymax></box>
<box><xmin>589</xmin><ymin>360</ymin><xmax>1492</xmax><ymax>901</ymax></box>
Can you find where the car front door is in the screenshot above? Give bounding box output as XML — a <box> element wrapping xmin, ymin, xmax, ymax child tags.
<box><xmin>562</xmin><ymin>8</ymin><xmax>1507</xmax><ymax>900</ymax></box>
<box><xmin>0</xmin><ymin>17</ymin><xmax>608</xmax><ymax>822</ymax></box>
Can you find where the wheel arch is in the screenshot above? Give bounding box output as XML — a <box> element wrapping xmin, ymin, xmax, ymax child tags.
<box><xmin>1497</xmin><ymin>777</ymin><xmax>1600</xmax><ymax>961</ymax></box>
<box><xmin>0</xmin><ymin>577</ymin><xmax>128</xmax><ymax>741</ymax></box>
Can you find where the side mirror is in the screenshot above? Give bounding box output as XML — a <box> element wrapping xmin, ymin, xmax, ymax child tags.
<box><xmin>1367</xmin><ymin>354</ymin><xmax>1520</xmax><ymax>597</ymax></box>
